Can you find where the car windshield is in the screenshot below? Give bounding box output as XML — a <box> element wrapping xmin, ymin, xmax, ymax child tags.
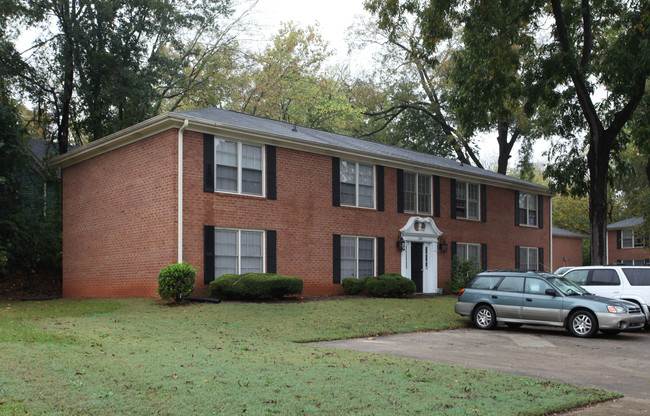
<box><xmin>547</xmin><ymin>276</ymin><xmax>589</xmax><ymax>296</ymax></box>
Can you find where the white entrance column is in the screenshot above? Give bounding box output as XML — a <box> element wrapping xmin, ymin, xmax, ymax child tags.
<box><xmin>399</xmin><ymin>217</ymin><xmax>443</xmax><ymax>293</ymax></box>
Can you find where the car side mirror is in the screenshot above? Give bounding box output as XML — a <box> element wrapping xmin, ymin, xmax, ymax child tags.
<box><xmin>545</xmin><ymin>288</ymin><xmax>557</xmax><ymax>297</ymax></box>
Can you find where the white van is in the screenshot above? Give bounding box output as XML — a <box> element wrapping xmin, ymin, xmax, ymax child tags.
<box><xmin>563</xmin><ymin>266</ymin><xmax>650</xmax><ymax>327</ymax></box>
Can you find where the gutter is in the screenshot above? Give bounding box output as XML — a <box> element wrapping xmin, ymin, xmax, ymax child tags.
<box><xmin>178</xmin><ymin>119</ymin><xmax>189</xmax><ymax>264</ymax></box>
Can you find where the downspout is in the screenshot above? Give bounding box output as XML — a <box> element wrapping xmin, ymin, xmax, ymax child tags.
<box><xmin>178</xmin><ymin>119</ymin><xmax>189</xmax><ymax>264</ymax></box>
<box><xmin>549</xmin><ymin>196</ymin><xmax>553</xmax><ymax>272</ymax></box>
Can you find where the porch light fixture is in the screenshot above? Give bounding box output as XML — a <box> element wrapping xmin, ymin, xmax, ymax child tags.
<box><xmin>396</xmin><ymin>236</ymin><xmax>405</xmax><ymax>251</ymax></box>
<box><xmin>438</xmin><ymin>237</ymin><xmax>448</xmax><ymax>254</ymax></box>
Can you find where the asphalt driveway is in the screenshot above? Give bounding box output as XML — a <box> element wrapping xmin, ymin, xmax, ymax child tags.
<box><xmin>316</xmin><ymin>325</ymin><xmax>650</xmax><ymax>404</ymax></box>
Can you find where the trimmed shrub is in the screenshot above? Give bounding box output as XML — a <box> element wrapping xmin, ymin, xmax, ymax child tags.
<box><xmin>342</xmin><ymin>277</ymin><xmax>365</xmax><ymax>295</ymax></box>
<box><xmin>157</xmin><ymin>262</ymin><xmax>197</xmax><ymax>303</ymax></box>
<box><xmin>365</xmin><ymin>273</ymin><xmax>416</xmax><ymax>298</ymax></box>
<box><xmin>444</xmin><ymin>257</ymin><xmax>482</xmax><ymax>295</ymax></box>
<box><xmin>209</xmin><ymin>273</ymin><xmax>303</xmax><ymax>300</ymax></box>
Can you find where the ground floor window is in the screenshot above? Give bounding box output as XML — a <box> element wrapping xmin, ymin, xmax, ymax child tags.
<box><xmin>518</xmin><ymin>246</ymin><xmax>539</xmax><ymax>271</ymax></box>
<box><xmin>215</xmin><ymin>228</ymin><xmax>264</xmax><ymax>277</ymax></box>
<box><xmin>454</xmin><ymin>242</ymin><xmax>481</xmax><ymax>270</ymax></box>
<box><xmin>340</xmin><ymin>236</ymin><xmax>375</xmax><ymax>279</ymax></box>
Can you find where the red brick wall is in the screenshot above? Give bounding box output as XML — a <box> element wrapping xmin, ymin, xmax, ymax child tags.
<box><xmin>61</xmin><ymin>130</ymin><xmax>178</xmax><ymax>297</ymax></box>
<box><xmin>61</xmin><ymin>128</ymin><xmax>552</xmax><ymax>298</ymax></box>
<box><xmin>608</xmin><ymin>230</ymin><xmax>650</xmax><ymax>264</ymax></box>
<box><xmin>552</xmin><ymin>236</ymin><xmax>583</xmax><ymax>269</ymax></box>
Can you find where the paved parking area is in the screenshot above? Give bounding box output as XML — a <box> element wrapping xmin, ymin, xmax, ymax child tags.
<box><xmin>316</xmin><ymin>326</ymin><xmax>650</xmax><ymax>403</ymax></box>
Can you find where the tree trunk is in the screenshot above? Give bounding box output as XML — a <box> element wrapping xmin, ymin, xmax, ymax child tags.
<box><xmin>587</xmin><ymin>129</ymin><xmax>615</xmax><ymax>265</ymax></box>
<box><xmin>496</xmin><ymin>121</ymin><xmax>516</xmax><ymax>175</ymax></box>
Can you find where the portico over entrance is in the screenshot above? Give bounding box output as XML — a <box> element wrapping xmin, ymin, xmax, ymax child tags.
<box><xmin>399</xmin><ymin>217</ymin><xmax>443</xmax><ymax>293</ymax></box>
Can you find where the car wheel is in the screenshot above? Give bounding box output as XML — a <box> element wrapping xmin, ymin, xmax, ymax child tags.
<box><xmin>472</xmin><ymin>305</ymin><xmax>496</xmax><ymax>330</ymax></box>
<box><xmin>505</xmin><ymin>322</ymin><xmax>523</xmax><ymax>328</ymax></box>
<box><xmin>600</xmin><ymin>329</ymin><xmax>620</xmax><ymax>336</ymax></box>
<box><xmin>568</xmin><ymin>310</ymin><xmax>598</xmax><ymax>338</ymax></box>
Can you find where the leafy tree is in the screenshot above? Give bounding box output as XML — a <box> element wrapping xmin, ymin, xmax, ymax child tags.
<box><xmin>14</xmin><ymin>0</ymin><xmax>236</xmax><ymax>153</ymax></box>
<box><xmin>539</xmin><ymin>0</ymin><xmax>649</xmax><ymax>264</ymax></box>
<box><xmin>361</xmin><ymin>0</ymin><xmax>544</xmax><ymax>173</ymax></box>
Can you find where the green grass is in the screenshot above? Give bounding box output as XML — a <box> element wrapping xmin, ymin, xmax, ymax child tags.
<box><xmin>0</xmin><ymin>297</ymin><xmax>617</xmax><ymax>415</ymax></box>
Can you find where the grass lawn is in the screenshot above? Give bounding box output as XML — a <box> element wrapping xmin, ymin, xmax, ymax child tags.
<box><xmin>0</xmin><ymin>296</ymin><xmax>616</xmax><ymax>415</ymax></box>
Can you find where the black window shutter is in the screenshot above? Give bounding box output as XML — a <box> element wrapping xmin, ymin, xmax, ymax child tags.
<box><xmin>514</xmin><ymin>190</ymin><xmax>520</xmax><ymax>226</ymax></box>
<box><xmin>617</xmin><ymin>230</ymin><xmax>622</xmax><ymax>249</ymax></box>
<box><xmin>451</xmin><ymin>241</ymin><xmax>457</xmax><ymax>259</ymax></box>
<box><xmin>266</xmin><ymin>230</ymin><xmax>277</xmax><ymax>274</ymax></box>
<box><xmin>377</xmin><ymin>237</ymin><xmax>385</xmax><ymax>275</ymax></box>
<box><xmin>204</xmin><ymin>225</ymin><xmax>215</xmax><ymax>284</ymax></box>
<box><xmin>332</xmin><ymin>157</ymin><xmax>340</xmax><ymax>207</ymax></box>
<box><xmin>450</xmin><ymin>179</ymin><xmax>457</xmax><ymax>219</ymax></box>
<box><xmin>538</xmin><ymin>195</ymin><xmax>544</xmax><ymax>228</ymax></box>
<box><xmin>433</xmin><ymin>175</ymin><xmax>440</xmax><ymax>217</ymax></box>
<box><xmin>396</xmin><ymin>169</ymin><xmax>404</xmax><ymax>213</ymax></box>
<box><xmin>376</xmin><ymin>165</ymin><xmax>385</xmax><ymax>212</ymax></box>
<box><xmin>203</xmin><ymin>134</ymin><xmax>214</xmax><ymax>192</ymax></box>
<box><xmin>481</xmin><ymin>243</ymin><xmax>488</xmax><ymax>271</ymax></box>
<box><xmin>515</xmin><ymin>246</ymin><xmax>521</xmax><ymax>269</ymax></box>
<box><xmin>333</xmin><ymin>234</ymin><xmax>341</xmax><ymax>283</ymax></box>
<box><xmin>481</xmin><ymin>184</ymin><xmax>487</xmax><ymax>223</ymax></box>
<box><xmin>538</xmin><ymin>247</ymin><xmax>544</xmax><ymax>272</ymax></box>
<box><xmin>266</xmin><ymin>145</ymin><xmax>277</xmax><ymax>200</ymax></box>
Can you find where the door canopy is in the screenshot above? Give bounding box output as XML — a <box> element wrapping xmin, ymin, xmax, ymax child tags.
<box><xmin>400</xmin><ymin>216</ymin><xmax>443</xmax><ymax>242</ymax></box>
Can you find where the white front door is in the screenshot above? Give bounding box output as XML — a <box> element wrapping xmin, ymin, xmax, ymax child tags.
<box><xmin>399</xmin><ymin>217</ymin><xmax>443</xmax><ymax>294</ymax></box>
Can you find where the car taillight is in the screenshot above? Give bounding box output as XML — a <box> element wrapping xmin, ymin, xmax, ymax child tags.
<box><xmin>458</xmin><ymin>288</ymin><xmax>465</xmax><ymax>296</ymax></box>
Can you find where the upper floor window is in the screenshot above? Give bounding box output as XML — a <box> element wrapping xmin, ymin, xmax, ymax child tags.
<box><xmin>215</xmin><ymin>139</ymin><xmax>263</xmax><ymax>195</ymax></box>
<box><xmin>518</xmin><ymin>192</ymin><xmax>538</xmax><ymax>226</ymax></box>
<box><xmin>404</xmin><ymin>172</ymin><xmax>431</xmax><ymax>214</ymax></box>
<box><xmin>455</xmin><ymin>181</ymin><xmax>479</xmax><ymax>220</ymax></box>
<box><xmin>340</xmin><ymin>236</ymin><xmax>375</xmax><ymax>279</ymax></box>
<box><xmin>340</xmin><ymin>160</ymin><xmax>374</xmax><ymax>208</ymax></box>
<box><xmin>621</xmin><ymin>229</ymin><xmax>645</xmax><ymax>249</ymax></box>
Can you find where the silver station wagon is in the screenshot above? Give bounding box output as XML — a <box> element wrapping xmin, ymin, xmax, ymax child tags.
<box><xmin>454</xmin><ymin>270</ymin><xmax>645</xmax><ymax>337</ymax></box>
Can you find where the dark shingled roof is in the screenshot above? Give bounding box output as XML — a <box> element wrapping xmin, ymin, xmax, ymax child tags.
<box><xmin>177</xmin><ymin>107</ymin><xmax>548</xmax><ymax>193</ymax></box>
<box><xmin>607</xmin><ymin>217</ymin><xmax>644</xmax><ymax>230</ymax></box>
<box><xmin>552</xmin><ymin>226</ymin><xmax>586</xmax><ymax>238</ymax></box>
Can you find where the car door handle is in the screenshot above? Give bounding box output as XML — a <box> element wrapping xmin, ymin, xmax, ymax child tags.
<box><xmin>491</xmin><ymin>295</ymin><xmax>498</xmax><ymax>299</ymax></box>
<box><xmin>526</xmin><ymin>298</ymin><xmax>533</xmax><ymax>302</ymax></box>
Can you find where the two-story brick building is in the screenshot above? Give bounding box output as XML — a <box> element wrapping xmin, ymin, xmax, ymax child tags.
<box><xmin>607</xmin><ymin>217</ymin><xmax>649</xmax><ymax>265</ymax></box>
<box><xmin>52</xmin><ymin>108</ymin><xmax>552</xmax><ymax>298</ymax></box>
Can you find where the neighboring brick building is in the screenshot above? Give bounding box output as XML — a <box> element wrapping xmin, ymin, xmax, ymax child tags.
<box><xmin>607</xmin><ymin>217</ymin><xmax>649</xmax><ymax>265</ymax></box>
<box><xmin>551</xmin><ymin>227</ymin><xmax>585</xmax><ymax>271</ymax></box>
<box><xmin>53</xmin><ymin>108</ymin><xmax>553</xmax><ymax>298</ymax></box>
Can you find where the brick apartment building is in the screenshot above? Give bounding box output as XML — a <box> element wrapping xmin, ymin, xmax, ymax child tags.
<box><xmin>608</xmin><ymin>217</ymin><xmax>649</xmax><ymax>265</ymax></box>
<box><xmin>53</xmin><ymin>108</ymin><xmax>552</xmax><ymax>298</ymax></box>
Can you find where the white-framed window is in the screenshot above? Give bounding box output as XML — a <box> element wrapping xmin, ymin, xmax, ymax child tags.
<box><xmin>215</xmin><ymin>139</ymin><xmax>264</xmax><ymax>196</ymax></box>
<box><xmin>340</xmin><ymin>236</ymin><xmax>375</xmax><ymax>279</ymax></box>
<box><xmin>455</xmin><ymin>181</ymin><xmax>479</xmax><ymax>220</ymax></box>
<box><xmin>340</xmin><ymin>160</ymin><xmax>375</xmax><ymax>208</ymax></box>
<box><xmin>518</xmin><ymin>193</ymin><xmax>538</xmax><ymax>226</ymax></box>
<box><xmin>455</xmin><ymin>242</ymin><xmax>481</xmax><ymax>270</ymax></box>
<box><xmin>404</xmin><ymin>172</ymin><xmax>432</xmax><ymax>214</ymax></box>
<box><xmin>519</xmin><ymin>246</ymin><xmax>539</xmax><ymax>271</ymax></box>
<box><xmin>214</xmin><ymin>228</ymin><xmax>264</xmax><ymax>277</ymax></box>
<box><xmin>621</xmin><ymin>229</ymin><xmax>645</xmax><ymax>249</ymax></box>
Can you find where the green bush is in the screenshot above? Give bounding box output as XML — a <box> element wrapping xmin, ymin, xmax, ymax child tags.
<box><xmin>209</xmin><ymin>273</ymin><xmax>303</xmax><ymax>300</ymax></box>
<box><xmin>157</xmin><ymin>262</ymin><xmax>197</xmax><ymax>303</ymax></box>
<box><xmin>342</xmin><ymin>277</ymin><xmax>367</xmax><ymax>295</ymax></box>
<box><xmin>365</xmin><ymin>273</ymin><xmax>416</xmax><ymax>298</ymax></box>
<box><xmin>444</xmin><ymin>257</ymin><xmax>482</xmax><ymax>295</ymax></box>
